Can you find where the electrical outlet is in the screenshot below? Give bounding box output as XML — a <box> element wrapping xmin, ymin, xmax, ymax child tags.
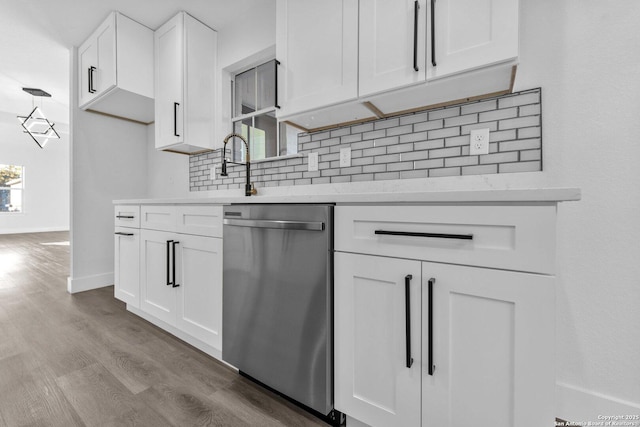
<box><xmin>469</xmin><ymin>128</ymin><xmax>490</xmax><ymax>155</ymax></box>
<box><xmin>210</xmin><ymin>166</ymin><xmax>217</xmax><ymax>180</ymax></box>
<box><xmin>308</xmin><ymin>152</ymin><xmax>319</xmax><ymax>172</ymax></box>
<box><xmin>340</xmin><ymin>147</ymin><xmax>351</xmax><ymax>167</ymax></box>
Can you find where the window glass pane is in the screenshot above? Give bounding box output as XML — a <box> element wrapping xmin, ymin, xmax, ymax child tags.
<box><xmin>279</xmin><ymin>122</ymin><xmax>299</xmax><ymax>156</ymax></box>
<box><xmin>256</xmin><ymin>60</ymin><xmax>276</xmax><ymax>111</ymax></box>
<box><xmin>0</xmin><ymin>164</ymin><xmax>24</xmax><ymax>213</ymax></box>
<box><xmin>232</xmin><ymin>119</ymin><xmax>252</xmax><ymax>162</ymax></box>
<box><xmin>234</xmin><ymin>68</ymin><xmax>256</xmax><ymax>117</ymax></box>
<box><xmin>233</xmin><ymin>112</ymin><xmax>278</xmax><ymax>162</ymax></box>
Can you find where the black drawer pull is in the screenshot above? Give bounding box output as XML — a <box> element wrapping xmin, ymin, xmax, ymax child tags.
<box><xmin>116</xmin><ymin>215</ymin><xmax>135</xmax><ymax>219</ymax></box>
<box><xmin>375</xmin><ymin>230</ymin><xmax>473</xmax><ymax>240</ymax></box>
<box><xmin>114</xmin><ymin>232</ymin><xmax>134</xmax><ymax>236</ymax></box>
<box><xmin>428</xmin><ymin>277</ymin><xmax>435</xmax><ymax>375</ymax></box>
<box><xmin>166</xmin><ymin>240</ymin><xmax>173</xmax><ymax>286</ymax></box>
<box><xmin>405</xmin><ymin>274</ymin><xmax>413</xmax><ymax>368</ymax></box>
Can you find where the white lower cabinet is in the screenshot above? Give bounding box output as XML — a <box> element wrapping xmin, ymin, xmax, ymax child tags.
<box><xmin>336</xmin><ymin>254</ymin><xmax>554</xmax><ymax>427</ymax></box>
<box><xmin>140</xmin><ymin>228</ymin><xmax>223</xmax><ymax>351</ymax></box>
<box><xmin>114</xmin><ymin>226</ymin><xmax>140</xmax><ymax>307</ymax></box>
<box><xmin>335</xmin><ymin>253</ymin><xmax>422</xmax><ymax>427</ymax></box>
<box><xmin>421</xmin><ymin>262</ymin><xmax>554</xmax><ymax>427</ymax></box>
<box><xmin>114</xmin><ymin>204</ymin><xmax>223</xmax><ymax>358</ymax></box>
<box><xmin>334</xmin><ymin>204</ymin><xmax>556</xmax><ymax>427</ymax></box>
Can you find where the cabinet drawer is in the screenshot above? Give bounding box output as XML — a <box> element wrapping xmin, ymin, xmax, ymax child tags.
<box><xmin>141</xmin><ymin>205</ymin><xmax>177</xmax><ymax>232</ymax></box>
<box><xmin>335</xmin><ymin>204</ymin><xmax>556</xmax><ymax>274</ymax></box>
<box><xmin>114</xmin><ymin>205</ymin><xmax>140</xmax><ymax>228</ymax></box>
<box><xmin>176</xmin><ymin>205</ymin><xmax>223</xmax><ymax>237</ymax></box>
<box><xmin>140</xmin><ymin>205</ymin><xmax>223</xmax><ymax>236</ymax></box>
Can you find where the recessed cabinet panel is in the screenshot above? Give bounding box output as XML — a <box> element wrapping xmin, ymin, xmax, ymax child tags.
<box><xmin>140</xmin><ymin>229</ymin><xmax>176</xmax><ymax>325</ymax></box>
<box><xmin>335</xmin><ymin>204</ymin><xmax>556</xmax><ymax>274</ymax></box>
<box><xmin>114</xmin><ymin>205</ymin><xmax>140</xmax><ymax>228</ymax></box>
<box><xmin>176</xmin><ymin>205</ymin><xmax>223</xmax><ymax>237</ymax></box>
<box><xmin>427</xmin><ymin>0</ymin><xmax>519</xmax><ymax>80</ymax></box>
<box><xmin>276</xmin><ymin>0</ymin><xmax>358</xmax><ymax>117</ymax></box>
<box><xmin>176</xmin><ymin>235</ymin><xmax>223</xmax><ymax>348</ymax></box>
<box><xmin>78</xmin><ymin>12</ymin><xmax>154</xmax><ymax>123</ymax></box>
<box><xmin>359</xmin><ymin>0</ymin><xmax>427</xmax><ymax>97</ymax></box>
<box><xmin>335</xmin><ymin>252</ymin><xmax>421</xmax><ymax>427</ymax></box>
<box><xmin>155</xmin><ymin>14</ymin><xmax>184</xmax><ymax>149</ymax></box>
<box><xmin>114</xmin><ymin>227</ymin><xmax>140</xmax><ymax>307</ymax></box>
<box><xmin>154</xmin><ymin>12</ymin><xmax>217</xmax><ymax>154</ymax></box>
<box><xmin>422</xmin><ymin>261</ymin><xmax>554</xmax><ymax>427</ymax></box>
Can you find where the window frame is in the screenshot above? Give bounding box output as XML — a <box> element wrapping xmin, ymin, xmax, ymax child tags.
<box><xmin>230</xmin><ymin>59</ymin><xmax>294</xmax><ymax>163</ymax></box>
<box><xmin>0</xmin><ymin>164</ymin><xmax>25</xmax><ymax>214</ymax></box>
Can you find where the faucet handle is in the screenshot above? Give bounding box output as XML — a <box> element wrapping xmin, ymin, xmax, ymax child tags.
<box><xmin>250</xmin><ymin>182</ymin><xmax>258</xmax><ymax>196</ymax></box>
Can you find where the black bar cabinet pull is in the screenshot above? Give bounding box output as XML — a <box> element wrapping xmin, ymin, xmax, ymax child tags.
<box><xmin>405</xmin><ymin>274</ymin><xmax>413</xmax><ymax>368</ymax></box>
<box><xmin>375</xmin><ymin>230</ymin><xmax>473</xmax><ymax>240</ymax></box>
<box><xmin>173</xmin><ymin>102</ymin><xmax>180</xmax><ymax>137</ymax></box>
<box><xmin>428</xmin><ymin>277</ymin><xmax>435</xmax><ymax>375</ymax></box>
<box><xmin>114</xmin><ymin>232</ymin><xmax>134</xmax><ymax>236</ymax></box>
<box><xmin>413</xmin><ymin>1</ymin><xmax>420</xmax><ymax>72</ymax></box>
<box><xmin>166</xmin><ymin>240</ymin><xmax>173</xmax><ymax>286</ymax></box>
<box><xmin>88</xmin><ymin>66</ymin><xmax>96</xmax><ymax>93</ymax></box>
<box><xmin>430</xmin><ymin>0</ymin><xmax>437</xmax><ymax>67</ymax></box>
<box><xmin>116</xmin><ymin>215</ymin><xmax>134</xmax><ymax>219</ymax></box>
<box><xmin>172</xmin><ymin>241</ymin><xmax>180</xmax><ymax>288</ymax></box>
<box><xmin>274</xmin><ymin>60</ymin><xmax>281</xmax><ymax>109</ymax></box>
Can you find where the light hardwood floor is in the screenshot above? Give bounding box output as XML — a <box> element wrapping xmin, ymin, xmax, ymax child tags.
<box><xmin>0</xmin><ymin>231</ymin><xmax>327</xmax><ymax>426</ymax></box>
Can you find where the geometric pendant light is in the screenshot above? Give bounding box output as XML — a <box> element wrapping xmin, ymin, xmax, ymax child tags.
<box><xmin>17</xmin><ymin>88</ymin><xmax>60</xmax><ymax>149</ymax></box>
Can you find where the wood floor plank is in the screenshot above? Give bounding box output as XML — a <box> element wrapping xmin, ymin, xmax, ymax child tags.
<box><xmin>217</xmin><ymin>377</ymin><xmax>328</xmax><ymax>427</ymax></box>
<box><xmin>0</xmin><ymin>231</ymin><xmax>332</xmax><ymax>427</ymax></box>
<box><xmin>55</xmin><ymin>362</ymin><xmax>171</xmax><ymax>427</ymax></box>
<box><xmin>139</xmin><ymin>382</ymin><xmax>250</xmax><ymax>427</ymax></box>
<box><xmin>0</xmin><ymin>353</ymin><xmax>84</xmax><ymax>427</ymax></box>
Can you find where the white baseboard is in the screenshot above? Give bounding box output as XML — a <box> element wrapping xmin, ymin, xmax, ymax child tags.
<box><xmin>0</xmin><ymin>226</ymin><xmax>69</xmax><ymax>235</ymax></box>
<box><xmin>67</xmin><ymin>272</ymin><xmax>113</xmax><ymax>294</ymax></box>
<box><xmin>556</xmin><ymin>382</ymin><xmax>640</xmax><ymax>422</ymax></box>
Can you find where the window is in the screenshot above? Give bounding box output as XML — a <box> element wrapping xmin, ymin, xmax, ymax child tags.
<box><xmin>0</xmin><ymin>164</ymin><xmax>24</xmax><ymax>213</ymax></box>
<box><xmin>230</xmin><ymin>60</ymin><xmax>297</xmax><ymax>162</ymax></box>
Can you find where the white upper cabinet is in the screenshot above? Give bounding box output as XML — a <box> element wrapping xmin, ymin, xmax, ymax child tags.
<box><xmin>276</xmin><ymin>0</ymin><xmax>519</xmax><ymax>131</ymax></box>
<box><xmin>155</xmin><ymin>12</ymin><xmax>217</xmax><ymax>154</ymax></box>
<box><xmin>359</xmin><ymin>0</ymin><xmax>427</xmax><ymax>97</ymax></box>
<box><xmin>276</xmin><ymin>0</ymin><xmax>359</xmax><ymax>118</ymax></box>
<box><xmin>427</xmin><ymin>0</ymin><xmax>519</xmax><ymax>80</ymax></box>
<box><xmin>78</xmin><ymin>12</ymin><xmax>154</xmax><ymax>123</ymax></box>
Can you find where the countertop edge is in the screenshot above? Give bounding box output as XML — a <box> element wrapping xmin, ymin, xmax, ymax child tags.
<box><xmin>113</xmin><ymin>187</ymin><xmax>581</xmax><ymax>205</ymax></box>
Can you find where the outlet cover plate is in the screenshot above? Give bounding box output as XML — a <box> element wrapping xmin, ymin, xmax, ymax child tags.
<box><xmin>469</xmin><ymin>128</ymin><xmax>490</xmax><ymax>155</ymax></box>
<box><xmin>340</xmin><ymin>147</ymin><xmax>351</xmax><ymax>167</ymax></box>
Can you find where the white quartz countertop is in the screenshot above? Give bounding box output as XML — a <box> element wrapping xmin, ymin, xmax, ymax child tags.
<box><xmin>114</xmin><ymin>187</ymin><xmax>581</xmax><ymax>205</ymax></box>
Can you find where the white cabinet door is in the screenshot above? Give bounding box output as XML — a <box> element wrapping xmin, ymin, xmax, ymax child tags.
<box><xmin>427</xmin><ymin>0</ymin><xmax>519</xmax><ymax>80</ymax></box>
<box><xmin>359</xmin><ymin>0</ymin><xmax>426</xmax><ymax>97</ymax></box>
<box><xmin>421</xmin><ymin>261</ymin><xmax>554</xmax><ymax>427</ymax></box>
<box><xmin>114</xmin><ymin>227</ymin><xmax>140</xmax><ymax>307</ymax></box>
<box><xmin>78</xmin><ymin>13</ymin><xmax>116</xmax><ymax>107</ymax></box>
<box><xmin>276</xmin><ymin>0</ymin><xmax>358</xmax><ymax>117</ymax></box>
<box><xmin>175</xmin><ymin>234</ymin><xmax>223</xmax><ymax>351</ymax></box>
<box><xmin>154</xmin><ymin>13</ymin><xmax>216</xmax><ymax>153</ymax></box>
<box><xmin>140</xmin><ymin>229</ymin><xmax>176</xmax><ymax>325</ymax></box>
<box><xmin>155</xmin><ymin>13</ymin><xmax>184</xmax><ymax>150</ymax></box>
<box><xmin>335</xmin><ymin>252</ymin><xmax>421</xmax><ymax>427</ymax></box>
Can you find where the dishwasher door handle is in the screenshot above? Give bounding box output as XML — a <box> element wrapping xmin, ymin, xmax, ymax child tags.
<box><xmin>223</xmin><ymin>218</ymin><xmax>325</xmax><ymax>231</ymax></box>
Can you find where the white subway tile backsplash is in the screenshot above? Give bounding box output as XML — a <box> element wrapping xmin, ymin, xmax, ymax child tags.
<box><xmin>190</xmin><ymin>88</ymin><xmax>543</xmax><ymax>191</ymax></box>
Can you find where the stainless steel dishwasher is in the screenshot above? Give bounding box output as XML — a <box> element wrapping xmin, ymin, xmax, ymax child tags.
<box><xmin>222</xmin><ymin>204</ymin><xmax>342</xmax><ymax>424</ymax></box>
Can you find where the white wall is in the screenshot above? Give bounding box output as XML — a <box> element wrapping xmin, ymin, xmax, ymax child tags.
<box><xmin>516</xmin><ymin>0</ymin><xmax>640</xmax><ymax>418</ymax></box>
<box><xmin>146</xmin><ymin>123</ymin><xmax>189</xmax><ymax>198</ymax></box>
<box><xmin>0</xmin><ymin>112</ymin><xmax>69</xmax><ymax>234</ymax></box>
<box><xmin>68</xmin><ymin>49</ymin><xmax>148</xmax><ymax>293</ymax></box>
